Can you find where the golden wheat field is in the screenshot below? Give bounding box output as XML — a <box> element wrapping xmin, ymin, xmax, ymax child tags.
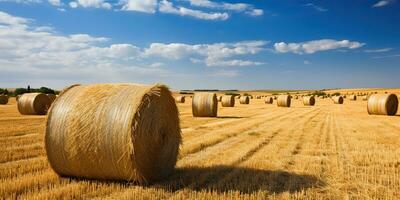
<box><xmin>1</xmin><ymin>93</ymin><xmax>400</xmax><ymax>200</ymax></box>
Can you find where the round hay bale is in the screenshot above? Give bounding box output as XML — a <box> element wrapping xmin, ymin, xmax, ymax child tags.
<box><xmin>349</xmin><ymin>95</ymin><xmax>357</xmax><ymax>101</ymax></box>
<box><xmin>47</xmin><ymin>94</ymin><xmax>57</xmax><ymax>103</ymax></box>
<box><xmin>239</xmin><ymin>96</ymin><xmax>250</xmax><ymax>104</ymax></box>
<box><xmin>16</xmin><ymin>95</ymin><xmax>22</xmax><ymax>102</ymax></box>
<box><xmin>303</xmin><ymin>96</ymin><xmax>315</xmax><ymax>106</ymax></box>
<box><xmin>175</xmin><ymin>96</ymin><xmax>185</xmax><ymax>103</ymax></box>
<box><xmin>192</xmin><ymin>92</ymin><xmax>218</xmax><ymax>117</ymax></box>
<box><xmin>18</xmin><ymin>93</ymin><xmax>51</xmax><ymax>115</ymax></box>
<box><xmin>0</xmin><ymin>95</ymin><xmax>9</xmax><ymax>105</ymax></box>
<box><xmin>221</xmin><ymin>95</ymin><xmax>235</xmax><ymax>107</ymax></box>
<box><xmin>277</xmin><ymin>95</ymin><xmax>291</xmax><ymax>107</ymax></box>
<box><xmin>273</xmin><ymin>96</ymin><xmax>277</xmax><ymax>100</ymax></box>
<box><xmin>367</xmin><ymin>94</ymin><xmax>398</xmax><ymax>116</ymax></box>
<box><xmin>362</xmin><ymin>95</ymin><xmax>368</xmax><ymax>101</ymax></box>
<box><xmin>264</xmin><ymin>96</ymin><xmax>273</xmax><ymax>104</ymax></box>
<box><xmin>217</xmin><ymin>96</ymin><xmax>222</xmax><ymax>102</ymax></box>
<box><xmin>45</xmin><ymin>83</ymin><xmax>181</xmax><ymax>183</ymax></box>
<box><xmin>332</xmin><ymin>96</ymin><xmax>344</xmax><ymax>104</ymax></box>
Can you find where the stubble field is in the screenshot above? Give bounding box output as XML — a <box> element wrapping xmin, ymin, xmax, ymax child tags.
<box><xmin>1</xmin><ymin>95</ymin><xmax>400</xmax><ymax>199</ymax></box>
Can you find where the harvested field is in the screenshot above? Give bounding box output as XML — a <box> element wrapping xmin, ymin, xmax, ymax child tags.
<box><xmin>1</xmin><ymin>96</ymin><xmax>400</xmax><ymax>199</ymax></box>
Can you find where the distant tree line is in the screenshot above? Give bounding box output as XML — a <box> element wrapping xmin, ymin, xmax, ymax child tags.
<box><xmin>0</xmin><ymin>86</ymin><xmax>58</xmax><ymax>96</ymax></box>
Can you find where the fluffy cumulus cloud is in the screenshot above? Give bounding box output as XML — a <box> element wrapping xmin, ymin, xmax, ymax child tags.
<box><xmin>121</xmin><ymin>0</ymin><xmax>158</xmax><ymax>13</ymax></box>
<box><xmin>69</xmin><ymin>0</ymin><xmax>112</xmax><ymax>9</ymax></box>
<box><xmin>372</xmin><ymin>0</ymin><xmax>394</xmax><ymax>7</ymax></box>
<box><xmin>144</xmin><ymin>40</ymin><xmax>267</xmax><ymax>67</ymax></box>
<box><xmin>274</xmin><ymin>39</ymin><xmax>365</xmax><ymax>54</ymax></box>
<box><xmin>188</xmin><ymin>0</ymin><xmax>263</xmax><ymax>16</ymax></box>
<box><xmin>159</xmin><ymin>0</ymin><xmax>229</xmax><ymax>20</ymax></box>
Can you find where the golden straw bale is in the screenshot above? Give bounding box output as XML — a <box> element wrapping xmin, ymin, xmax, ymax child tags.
<box><xmin>217</xmin><ymin>96</ymin><xmax>222</xmax><ymax>102</ymax></box>
<box><xmin>362</xmin><ymin>95</ymin><xmax>368</xmax><ymax>101</ymax></box>
<box><xmin>349</xmin><ymin>95</ymin><xmax>357</xmax><ymax>101</ymax></box>
<box><xmin>239</xmin><ymin>96</ymin><xmax>250</xmax><ymax>104</ymax></box>
<box><xmin>264</xmin><ymin>96</ymin><xmax>273</xmax><ymax>104</ymax></box>
<box><xmin>175</xmin><ymin>96</ymin><xmax>185</xmax><ymax>103</ymax></box>
<box><xmin>332</xmin><ymin>96</ymin><xmax>344</xmax><ymax>104</ymax></box>
<box><xmin>192</xmin><ymin>92</ymin><xmax>218</xmax><ymax>117</ymax></box>
<box><xmin>16</xmin><ymin>95</ymin><xmax>21</xmax><ymax>101</ymax></box>
<box><xmin>45</xmin><ymin>83</ymin><xmax>181</xmax><ymax>183</ymax></box>
<box><xmin>367</xmin><ymin>94</ymin><xmax>398</xmax><ymax>116</ymax></box>
<box><xmin>46</xmin><ymin>94</ymin><xmax>57</xmax><ymax>103</ymax></box>
<box><xmin>0</xmin><ymin>94</ymin><xmax>9</xmax><ymax>105</ymax></box>
<box><xmin>221</xmin><ymin>95</ymin><xmax>235</xmax><ymax>107</ymax></box>
<box><xmin>303</xmin><ymin>96</ymin><xmax>315</xmax><ymax>106</ymax></box>
<box><xmin>277</xmin><ymin>95</ymin><xmax>291</xmax><ymax>107</ymax></box>
<box><xmin>18</xmin><ymin>93</ymin><xmax>51</xmax><ymax>115</ymax></box>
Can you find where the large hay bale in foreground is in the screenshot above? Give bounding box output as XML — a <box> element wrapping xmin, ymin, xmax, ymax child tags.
<box><xmin>47</xmin><ymin>94</ymin><xmax>57</xmax><ymax>103</ymax></box>
<box><xmin>349</xmin><ymin>95</ymin><xmax>357</xmax><ymax>101</ymax></box>
<box><xmin>221</xmin><ymin>95</ymin><xmax>235</xmax><ymax>107</ymax></box>
<box><xmin>175</xmin><ymin>96</ymin><xmax>185</xmax><ymax>103</ymax></box>
<box><xmin>265</xmin><ymin>96</ymin><xmax>273</xmax><ymax>104</ymax></box>
<box><xmin>239</xmin><ymin>96</ymin><xmax>250</xmax><ymax>104</ymax></box>
<box><xmin>18</xmin><ymin>93</ymin><xmax>51</xmax><ymax>115</ymax></box>
<box><xmin>303</xmin><ymin>96</ymin><xmax>315</xmax><ymax>106</ymax></box>
<box><xmin>332</xmin><ymin>96</ymin><xmax>344</xmax><ymax>104</ymax></box>
<box><xmin>45</xmin><ymin>83</ymin><xmax>181</xmax><ymax>183</ymax></box>
<box><xmin>192</xmin><ymin>93</ymin><xmax>218</xmax><ymax>117</ymax></box>
<box><xmin>277</xmin><ymin>95</ymin><xmax>291</xmax><ymax>107</ymax></box>
<box><xmin>0</xmin><ymin>95</ymin><xmax>9</xmax><ymax>105</ymax></box>
<box><xmin>367</xmin><ymin>94</ymin><xmax>398</xmax><ymax>116</ymax></box>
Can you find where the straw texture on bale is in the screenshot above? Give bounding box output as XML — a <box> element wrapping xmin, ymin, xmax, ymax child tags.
<box><xmin>45</xmin><ymin>83</ymin><xmax>181</xmax><ymax>183</ymax></box>
<box><xmin>239</xmin><ymin>96</ymin><xmax>250</xmax><ymax>104</ymax></box>
<box><xmin>175</xmin><ymin>96</ymin><xmax>185</xmax><ymax>103</ymax></box>
<box><xmin>16</xmin><ymin>95</ymin><xmax>21</xmax><ymax>102</ymax></box>
<box><xmin>18</xmin><ymin>93</ymin><xmax>51</xmax><ymax>115</ymax></box>
<box><xmin>277</xmin><ymin>95</ymin><xmax>291</xmax><ymax>107</ymax></box>
<box><xmin>192</xmin><ymin>93</ymin><xmax>218</xmax><ymax>117</ymax></box>
<box><xmin>47</xmin><ymin>94</ymin><xmax>57</xmax><ymax>103</ymax></box>
<box><xmin>221</xmin><ymin>95</ymin><xmax>235</xmax><ymax>107</ymax></box>
<box><xmin>367</xmin><ymin>94</ymin><xmax>398</xmax><ymax>116</ymax></box>
<box><xmin>303</xmin><ymin>96</ymin><xmax>315</xmax><ymax>106</ymax></box>
<box><xmin>332</xmin><ymin>96</ymin><xmax>344</xmax><ymax>104</ymax></box>
<box><xmin>0</xmin><ymin>95</ymin><xmax>8</xmax><ymax>105</ymax></box>
<box><xmin>349</xmin><ymin>95</ymin><xmax>357</xmax><ymax>101</ymax></box>
<box><xmin>264</xmin><ymin>96</ymin><xmax>273</xmax><ymax>104</ymax></box>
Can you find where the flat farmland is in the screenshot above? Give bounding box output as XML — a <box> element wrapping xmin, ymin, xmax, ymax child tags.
<box><xmin>1</xmin><ymin>96</ymin><xmax>400</xmax><ymax>199</ymax></box>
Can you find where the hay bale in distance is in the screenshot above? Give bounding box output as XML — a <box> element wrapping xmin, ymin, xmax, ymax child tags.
<box><xmin>192</xmin><ymin>92</ymin><xmax>218</xmax><ymax>117</ymax></box>
<box><xmin>217</xmin><ymin>96</ymin><xmax>222</xmax><ymax>102</ymax></box>
<box><xmin>367</xmin><ymin>94</ymin><xmax>398</xmax><ymax>116</ymax></box>
<box><xmin>18</xmin><ymin>93</ymin><xmax>51</xmax><ymax>115</ymax></box>
<box><xmin>362</xmin><ymin>95</ymin><xmax>368</xmax><ymax>101</ymax></box>
<box><xmin>175</xmin><ymin>96</ymin><xmax>185</xmax><ymax>103</ymax></box>
<box><xmin>45</xmin><ymin>83</ymin><xmax>181</xmax><ymax>183</ymax></box>
<box><xmin>239</xmin><ymin>96</ymin><xmax>250</xmax><ymax>104</ymax></box>
<box><xmin>349</xmin><ymin>95</ymin><xmax>357</xmax><ymax>101</ymax></box>
<box><xmin>0</xmin><ymin>95</ymin><xmax>9</xmax><ymax>105</ymax></box>
<box><xmin>332</xmin><ymin>96</ymin><xmax>344</xmax><ymax>104</ymax></box>
<box><xmin>303</xmin><ymin>96</ymin><xmax>315</xmax><ymax>106</ymax></box>
<box><xmin>265</xmin><ymin>96</ymin><xmax>273</xmax><ymax>104</ymax></box>
<box><xmin>277</xmin><ymin>95</ymin><xmax>291</xmax><ymax>107</ymax></box>
<box><xmin>221</xmin><ymin>95</ymin><xmax>235</xmax><ymax>107</ymax></box>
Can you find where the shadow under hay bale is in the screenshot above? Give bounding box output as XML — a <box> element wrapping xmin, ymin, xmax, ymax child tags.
<box><xmin>154</xmin><ymin>166</ymin><xmax>325</xmax><ymax>194</ymax></box>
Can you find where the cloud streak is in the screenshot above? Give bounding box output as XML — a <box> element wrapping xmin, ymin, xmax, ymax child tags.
<box><xmin>372</xmin><ymin>0</ymin><xmax>394</xmax><ymax>7</ymax></box>
<box><xmin>274</xmin><ymin>39</ymin><xmax>365</xmax><ymax>54</ymax></box>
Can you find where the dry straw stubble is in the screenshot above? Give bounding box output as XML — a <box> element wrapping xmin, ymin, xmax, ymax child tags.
<box><xmin>303</xmin><ymin>96</ymin><xmax>316</xmax><ymax>106</ymax></box>
<box><xmin>367</xmin><ymin>94</ymin><xmax>398</xmax><ymax>116</ymax></box>
<box><xmin>18</xmin><ymin>93</ymin><xmax>51</xmax><ymax>115</ymax></box>
<box><xmin>221</xmin><ymin>95</ymin><xmax>235</xmax><ymax>107</ymax></box>
<box><xmin>45</xmin><ymin>83</ymin><xmax>182</xmax><ymax>184</ymax></box>
<box><xmin>277</xmin><ymin>95</ymin><xmax>291</xmax><ymax>107</ymax></box>
<box><xmin>192</xmin><ymin>92</ymin><xmax>218</xmax><ymax>117</ymax></box>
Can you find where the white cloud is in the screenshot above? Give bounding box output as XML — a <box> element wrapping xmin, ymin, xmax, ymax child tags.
<box><xmin>364</xmin><ymin>48</ymin><xmax>392</xmax><ymax>53</ymax></box>
<box><xmin>145</xmin><ymin>40</ymin><xmax>267</xmax><ymax>67</ymax></box>
<box><xmin>274</xmin><ymin>39</ymin><xmax>365</xmax><ymax>54</ymax></box>
<box><xmin>0</xmin><ymin>0</ymin><xmax>41</xmax><ymax>4</ymax></box>
<box><xmin>69</xmin><ymin>0</ymin><xmax>112</xmax><ymax>9</ymax></box>
<box><xmin>48</xmin><ymin>0</ymin><xmax>60</xmax><ymax>6</ymax></box>
<box><xmin>121</xmin><ymin>0</ymin><xmax>158</xmax><ymax>13</ymax></box>
<box><xmin>304</xmin><ymin>60</ymin><xmax>311</xmax><ymax>65</ymax></box>
<box><xmin>159</xmin><ymin>0</ymin><xmax>229</xmax><ymax>20</ymax></box>
<box><xmin>372</xmin><ymin>54</ymin><xmax>400</xmax><ymax>59</ymax></box>
<box><xmin>372</xmin><ymin>0</ymin><xmax>394</xmax><ymax>7</ymax></box>
<box><xmin>209</xmin><ymin>69</ymin><xmax>240</xmax><ymax>77</ymax></box>
<box><xmin>57</xmin><ymin>8</ymin><xmax>66</xmax><ymax>12</ymax></box>
<box><xmin>305</xmin><ymin>3</ymin><xmax>328</xmax><ymax>12</ymax></box>
<box><xmin>0</xmin><ymin>11</ymin><xmax>29</xmax><ymax>26</ymax></box>
<box><xmin>188</xmin><ymin>0</ymin><xmax>263</xmax><ymax>16</ymax></box>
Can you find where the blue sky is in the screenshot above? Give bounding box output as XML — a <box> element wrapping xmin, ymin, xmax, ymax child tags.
<box><xmin>0</xmin><ymin>0</ymin><xmax>399</xmax><ymax>90</ymax></box>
